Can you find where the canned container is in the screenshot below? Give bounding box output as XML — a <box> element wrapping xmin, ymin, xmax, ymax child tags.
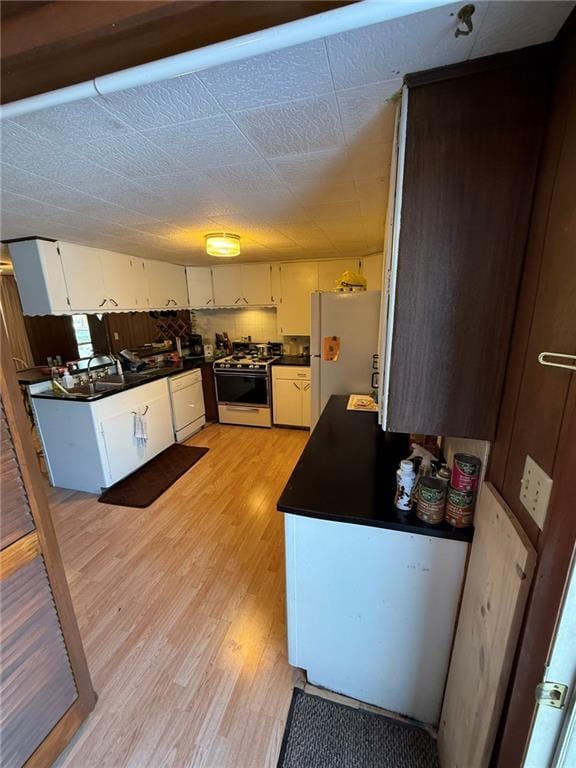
<box><xmin>451</xmin><ymin>453</ymin><xmax>481</xmax><ymax>492</ymax></box>
<box><xmin>445</xmin><ymin>486</ymin><xmax>475</xmax><ymax>528</ymax></box>
<box><xmin>416</xmin><ymin>477</ymin><xmax>446</xmax><ymax>525</ymax></box>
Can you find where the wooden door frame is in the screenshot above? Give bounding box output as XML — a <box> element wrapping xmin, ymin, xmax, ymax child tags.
<box><xmin>1</xmin><ymin>314</ymin><xmax>97</xmax><ymax>767</ymax></box>
<box><xmin>496</xmin><ymin>376</ymin><xmax>576</xmax><ymax>766</ymax></box>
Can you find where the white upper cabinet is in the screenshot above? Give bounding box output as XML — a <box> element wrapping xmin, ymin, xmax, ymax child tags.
<box><xmin>9</xmin><ymin>239</ymin><xmax>69</xmax><ymax>315</ymax></box>
<box><xmin>212</xmin><ymin>265</ymin><xmax>242</xmax><ymax>306</ymax></box>
<box><xmin>99</xmin><ymin>250</ymin><xmax>138</xmax><ymax>309</ymax></box>
<box><xmin>146</xmin><ymin>260</ymin><xmax>188</xmax><ymax>308</ymax></box>
<box><xmin>318</xmin><ymin>259</ymin><xmax>362</xmax><ymax>291</ymax></box>
<box><xmin>270</xmin><ymin>263</ymin><xmax>281</xmax><ymax>305</ymax></box>
<box><xmin>278</xmin><ymin>262</ymin><xmax>319</xmax><ymax>336</ymax></box>
<box><xmin>241</xmin><ymin>264</ymin><xmax>273</xmax><ymax>305</ymax></box>
<box><xmin>187</xmin><ymin>267</ymin><xmax>214</xmax><ymax>307</ymax></box>
<box><xmin>212</xmin><ymin>264</ymin><xmax>273</xmax><ymax>306</ymax></box>
<box><xmin>58</xmin><ymin>242</ymin><xmax>107</xmax><ymax>312</ymax></box>
<box><xmin>165</xmin><ymin>263</ymin><xmax>188</xmax><ymax>308</ymax></box>
<box><xmin>132</xmin><ymin>257</ymin><xmax>150</xmax><ymax>310</ymax></box>
<box><xmin>360</xmin><ymin>254</ymin><xmax>384</xmax><ymax>290</ymax></box>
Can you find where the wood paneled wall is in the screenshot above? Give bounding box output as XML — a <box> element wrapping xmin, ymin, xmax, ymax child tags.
<box><xmin>24</xmin><ymin>315</ymin><xmax>78</xmax><ymax>365</ymax></box>
<box><xmin>490</xmin><ymin>15</ymin><xmax>576</xmax><ymax>767</ymax></box>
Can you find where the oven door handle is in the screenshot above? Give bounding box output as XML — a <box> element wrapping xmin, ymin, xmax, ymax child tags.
<box><xmin>215</xmin><ymin>371</ymin><xmax>267</xmax><ymax>378</ymax></box>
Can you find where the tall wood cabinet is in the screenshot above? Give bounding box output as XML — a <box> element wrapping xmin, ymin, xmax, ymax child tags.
<box><xmin>380</xmin><ymin>52</ymin><xmax>550</xmax><ymax>440</ymax></box>
<box><xmin>0</xmin><ymin>317</ymin><xmax>96</xmax><ymax>767</ymax></box>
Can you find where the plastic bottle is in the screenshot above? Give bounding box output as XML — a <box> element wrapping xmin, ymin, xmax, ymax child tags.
<box><xmin>405</xmin><ymin>443</ymin><xmax>437</xmax><ymax>506</ymax></box>
<box><xmin>395</xmin><ymin>459</ymin><xmax>416</xmax><ymax>512</ymax></box>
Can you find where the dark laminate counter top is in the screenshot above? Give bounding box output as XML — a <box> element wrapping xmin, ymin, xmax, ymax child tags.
<box><xmin>277</xmin><ymin>395</ymin><xmax>473</xmax><ymax>543</ymax></box>
<box><xmin>272</xmin><ymin>356</ymin><xmax>310</xmax><ymax>367</ymax></box>
<box><xmin>31</xmin><ymin>356</ymin><xmax>211</xmax><ymax>403</ymax></box>
<box><xmin>17</xmin><ymin>368</ymin><xmax>53</xmax><ymax>385</ymax></box>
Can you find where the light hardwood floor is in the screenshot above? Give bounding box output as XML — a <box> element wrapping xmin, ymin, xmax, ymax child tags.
<box><xmin>50</xmin><ymin>423</ymin><xmax>310</xmax><ymax>768</ymax></box>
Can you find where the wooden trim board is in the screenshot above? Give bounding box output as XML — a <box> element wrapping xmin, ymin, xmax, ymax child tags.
<box><xmin>438</xmin><ymin>483</ymin><xmax>536</xmax><ymax>768</ymax></box>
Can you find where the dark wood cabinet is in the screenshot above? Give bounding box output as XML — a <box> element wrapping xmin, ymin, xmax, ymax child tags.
<box><xmin>0</xmin><ymin>315</ymin><xmax>96</xmax><ymax>767</ymax></box>
<box><xmin>201</xmin><ymin>362</ymin><xmax>219</xmax><ymax>422</ymax></box>
<box><xmin>382</xmin><ymin>50</ymin><xmax>551</xmax><ymax>440</ymax></box>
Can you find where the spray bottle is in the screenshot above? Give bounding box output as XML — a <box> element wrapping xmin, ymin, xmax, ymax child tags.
<box><xmin>406</xmin><ymin>443</ymin><xmax>437</xmax><ymax>507</ymax></box>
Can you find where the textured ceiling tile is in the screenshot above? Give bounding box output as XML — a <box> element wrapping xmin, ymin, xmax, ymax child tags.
<box><xmin>98</xmin><ymin>74</ymin><xmax>223</xmax><ymax>131</ymax></box>
<box><xmin>269</xmin><ymin>149</ymin><xmax>353</xmax><ymax>185</ymax></box>
<box><xmin>288</xmin><ymin>180</ymin><xmax>358</xmax><ymax>207</ymax></box>
<box><xmin>347</xmin><ymin>141</ymin><xmax>392</xmax><ymax>182</ymax></box>
<box><xmin>337</xmin><ymin>79</ymin><xmax>401</xmax><ymax>145</ymax></box>
<box><xmin>197</xmin><ymin>40</ymin><xmax>334</xmax><ymax>111</ymax></box>
<box><xmin>326</xmin><ymin>3</ymin><xmax>474</xmax><ymax>89</ymax></box>
<box><xmin>470</xmin><ymin>1</ymin><xmax>575</xmax><ymax>58</ymax></box>
<box><xmin>143</xmin><ymin>115</ymin><xmax>261</xmax><ymax>168</ymax></box>
<box><xmin>305</xmin><ymin>200</ymin><xmax>362</xmax><ymax>222</ymax></box>
<box><xmin>10</xmin><ymin>98</ymin><xmax>133</xmax><ymax>144</ymax></box>
<box><xmin>2</xmin><ymin>122</ymin><xmax>59</xmax><ymax>170</ymax></box>
<box><xmin>231</xmin><ymin>95</ymin><xmax>344</xmax><ymax>158</ymax></box>
<box><xmin>199</xmin><ymin>161</ymin><xmax>285</xmax><ymax>191</ymax></box>
<box><xmin>75</xmin><ymin>134</ymin><xmax>184</xmax><ymax>177</ymax></box>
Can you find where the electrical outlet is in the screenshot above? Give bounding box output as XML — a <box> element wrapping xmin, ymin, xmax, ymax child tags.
<box><xmin>114</xmin><ymin>332</ymin><xmax>119</xmax><ymax>340</ymax></box>
<box><xmin>520</xmin><ymin>455</ymin><xmax>553</xmax><ymax>529</ymax></box>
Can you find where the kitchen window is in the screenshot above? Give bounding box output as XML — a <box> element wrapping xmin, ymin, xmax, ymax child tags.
<box><xmin>72</xmin><ymin>314</ymin><xmax>94</xmax><ymax>358</ymax></box>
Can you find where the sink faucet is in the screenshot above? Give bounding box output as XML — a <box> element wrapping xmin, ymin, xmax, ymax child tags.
<box><xmin>86</xmin><ymin>354</ymin><xmax>115</xmax><ymax>382</ymax></box>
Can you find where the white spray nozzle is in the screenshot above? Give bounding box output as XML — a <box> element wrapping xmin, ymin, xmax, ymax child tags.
<box><xmin>406</xmin><ymin>443</ymin><xmax>436</xmax><ymax>468</ymax></box>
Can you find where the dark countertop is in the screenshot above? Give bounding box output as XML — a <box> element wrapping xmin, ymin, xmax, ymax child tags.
<box><xmin>277</xmin><ymin>395</ymin><xmax>474</xmax><ymax>543</ymax></box>
<box><xmin>273</xmin><ymin>355</ymin><xmax>310</xmax><ymax>367</ymax></box>
<box><xmin>30</xmin><ymin>356</ymin><xmax>210</xmax><ymax>402</ymax></box>
<box><xmin>17</xmin><ymin>368</ymin><xmax>53</xmax><ymax>385</ymax></box>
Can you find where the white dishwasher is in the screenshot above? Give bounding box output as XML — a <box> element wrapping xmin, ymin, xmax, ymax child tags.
<box><xmin>168</xmin><ymin>369</ymin><xmax>206</xmax><ymax>442</ymax></box>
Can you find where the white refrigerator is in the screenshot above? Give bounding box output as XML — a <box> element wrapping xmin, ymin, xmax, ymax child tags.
<box><xmin>310</xmin><ymin>290</ymin><xmax>381</xmax><ymax>428</ymax></box>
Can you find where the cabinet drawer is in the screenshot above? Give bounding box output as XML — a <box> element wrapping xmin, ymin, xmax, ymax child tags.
<box><xmin>272</xmin><ymin>366</ymin><xmax>311</xmax><ymax>381</ymax></box>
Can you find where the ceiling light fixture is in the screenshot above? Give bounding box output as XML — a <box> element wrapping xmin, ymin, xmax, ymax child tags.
<box><xmin>205</xmin><ymin>232</ymin><xmax>241</xmax><ymax>258</ymax></box>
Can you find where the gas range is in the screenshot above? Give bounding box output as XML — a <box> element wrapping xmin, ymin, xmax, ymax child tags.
<box><xmin>213</xmin><ymin>354</ymin><xmax>280</xmax><ymax>372</ymax></box>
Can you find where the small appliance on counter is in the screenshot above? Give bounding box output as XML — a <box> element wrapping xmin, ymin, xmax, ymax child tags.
<box><xmin>188</xmin><ymin>334</ymin><xmax>203</xmax><ymax>357</ymax></box>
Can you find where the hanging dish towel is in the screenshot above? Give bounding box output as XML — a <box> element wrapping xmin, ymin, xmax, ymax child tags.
<box><xmin>134</xmin><ymin>408</ymin><xmax>148</xmax><ymax>447</ymax></box>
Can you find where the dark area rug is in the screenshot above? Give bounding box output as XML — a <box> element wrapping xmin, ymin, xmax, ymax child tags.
<box><xmin>98</xmin><ymin>444</ymin><xmax>208</xmax><ymax>508</ymax></box>
<box><xmin>277</xmin><ymin>689</ymin><xmax>439</xmax><ymax>768</ymax></box>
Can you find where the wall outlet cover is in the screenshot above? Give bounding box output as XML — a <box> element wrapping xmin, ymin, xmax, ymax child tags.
<box><xmin>520</xmin><ymin>455</ymin><xmax>553</xmax><ymax>530</ymax></box>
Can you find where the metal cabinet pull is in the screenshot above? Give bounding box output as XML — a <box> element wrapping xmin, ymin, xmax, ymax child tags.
<box><xmin>304</xmin><ymin>383</ymin><xmax>311</xmax><ymax>391</ymax></box>
<box><xmin>131</xmin><ymin>405</ymin><xmax>149</xmax><ymax>415</ymax></box>
<box><xmin>244</xmin><ymin>297</ymin><xmax>249</xmax><ymax>304</ymax></box>
<box><xmin>234</xmin><ymin>297</ymin><xmax>241</xmax><ymax>304</ymax></box>
<box><xmin>293</xmin><ymin>382</ymin><xmax>300</xmax><ymax>391</ymax></box>
<box><xmin>538</xmin><ymin>352</ymin><xmax>576</xmax><ymax>371</ymax></box>
<box><xmin>205</xmin><ymin>298</ymin><xmax>212</xmax><ymax>304</ymax></box>
<box><xmin>99</xmin><ymin>298</ymin><xmax>107</xmax><ymax>307</ymax></box>
<box><xmin>109</xmin><ymin>298</ymin><xmax>119</xmax><ymax>307</ymax></box>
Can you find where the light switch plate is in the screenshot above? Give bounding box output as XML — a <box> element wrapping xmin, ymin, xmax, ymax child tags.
<box><xmin>520</xmin><ymin>455</ymin><xmax>553</xmax><ymax>530</ymax></box>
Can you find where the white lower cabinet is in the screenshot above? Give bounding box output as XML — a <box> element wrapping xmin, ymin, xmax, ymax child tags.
<box><xmin>32</xmin><ymin>378</ymin><xmax>174</xmax><ymax>493</ymax></box>
<box><xmin>98</xmin><ymin>390</ymin><xmax>174</xmax><ymax>485</ymax></box>
<box><xmin>272</xmin><ymin>366</ymin><xmax>311</xmax><ymax>428</ymax></box>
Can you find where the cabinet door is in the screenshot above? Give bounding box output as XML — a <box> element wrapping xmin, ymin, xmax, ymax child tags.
<box><xmin>100</xmin><ymin>392</ymin><xmax>174</xmax><ymax>485</ymax></box>
<box><xmin>145</xmin><ymin>260</ymin><xmax>171</xmax><ymax>308</ymax></box>
<box><xmin>273</xmin><ymin>378</ymin><xmax>303</xmax><ymax>426</ymax></box>
<box><xmin>58</xmin><ymin>242</ymin><xmax>107</xmax><ymax>311</ymax></box>
<box><xmin>278</xmin><ymin>262</ymin><xmax>318</xmax><ymax>336</ymax></box>
<box><xmin>386</xmin><ymin>67</ymin><xmax>548</xmax><ymax>439</ymax></box>
<box><xmin>360</xmin><ymin>254</ymin><xmax>384</xmax><ymax>290</ymax></box>
<box><xmin>270</xmin><ymin>263</ymin><xmax>281</xmax><ymax>305</ymax></box>
<box><xmin>99</xmin><ymin>249</ymin><xmax>137</xmax><ymax>309</ymax></box>
<box><xmin>187</xmin><ymin>267</ymin><xmax>214</xmax><ymax>307</ymax></box>
<box><xmin>212</xmin><ymin>266</ymin><xmax>242</xmax><ymax>306</ymax></box>
<box><xmin>301</xmin><ymin>381</ymin><xmax>311</xmax><ymax>427</ymax></box>
<box><xmin>317</xmin><ymin>259</ymin><xmax>361</xmax><ymax>291</ymax></box>
<box><xmin>241</xmin><ymin>264</ymin><xmax>272</xmax><ymax>305</ymax></box>
<box><xmin>164</xmin><ymin>263</ymin><xmax>188</xmax><ymax>307</ymax></box>
<box><xmin>132</xmin><ymin>257</ymin><xmax>150</xmax><ymax>310</ymax></box>
<box><xmin>9</xmin><ymin>239</ymin><xmax>69</xmax><ymax>315</ymax></box>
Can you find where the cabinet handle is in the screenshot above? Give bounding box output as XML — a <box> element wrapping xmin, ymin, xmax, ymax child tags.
<box><xmin>244</xmin><ymin>297</ymin><xmax>249</xmax><ymax>304</ymax></box>
<box><xmin>304</xmin><ymin>384</ymin><xmax>311</xmax><ymax>391</ymax></box>
<box><xmin>538</xmin><ymin>352</ymin><xmax>576</xmax><ymax>371</ymax></box>
<box><xmin>205</xmin><ymin>298</ymin><xmax>212</xmax><ymax>305</ymax></box>
<box><xmin>99</xmin><ymin>298</ymin><xmax>107</xmax><ymax>307</ymax></box>
<box><xmin>234</xmin><ymin>297</ymin><xmax>241</xmax><ymax>304</ymax></box>
<box><xmin>297</xmin><ymin>373</ymin><xmax>307</xmax><ymax>377</ymax></box>
<box><xmin>109</xmin><ymin>298</ymin><xmax>119</xmax><ymax>307</ymax></box>
<box><xmin>131</xmin><ymin>405</ymin><xmax>149</xmax><ymax>415</ymax></box>
<box><xmin>293</xmin><ymin>382</ymin><xmax>300</xmax><ymax>391</ymax></box>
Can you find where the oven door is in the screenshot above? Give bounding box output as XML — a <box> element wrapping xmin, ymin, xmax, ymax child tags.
<box><xmin>215</xmin><ymin>371</ymin><xmax>270</xmax><ymax>407</ymax></box>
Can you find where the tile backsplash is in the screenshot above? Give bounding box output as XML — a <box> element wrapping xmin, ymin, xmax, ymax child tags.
<box><xmin>193</xmin><ymin>307</ymin><xmax>280</xmax><ymax>342</ymax></box>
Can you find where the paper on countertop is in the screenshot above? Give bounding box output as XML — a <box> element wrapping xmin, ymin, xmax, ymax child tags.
<box><xmin>347</xmin><ymin>394</ymin><xmax>379</xmax><ymax>412</ymax></box>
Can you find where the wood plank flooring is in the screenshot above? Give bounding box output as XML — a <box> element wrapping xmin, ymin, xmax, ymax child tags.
<box><xmin>50</xmin><ymin>423</ymin><xmax>309</xmax><ymax>768</ymax></box>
